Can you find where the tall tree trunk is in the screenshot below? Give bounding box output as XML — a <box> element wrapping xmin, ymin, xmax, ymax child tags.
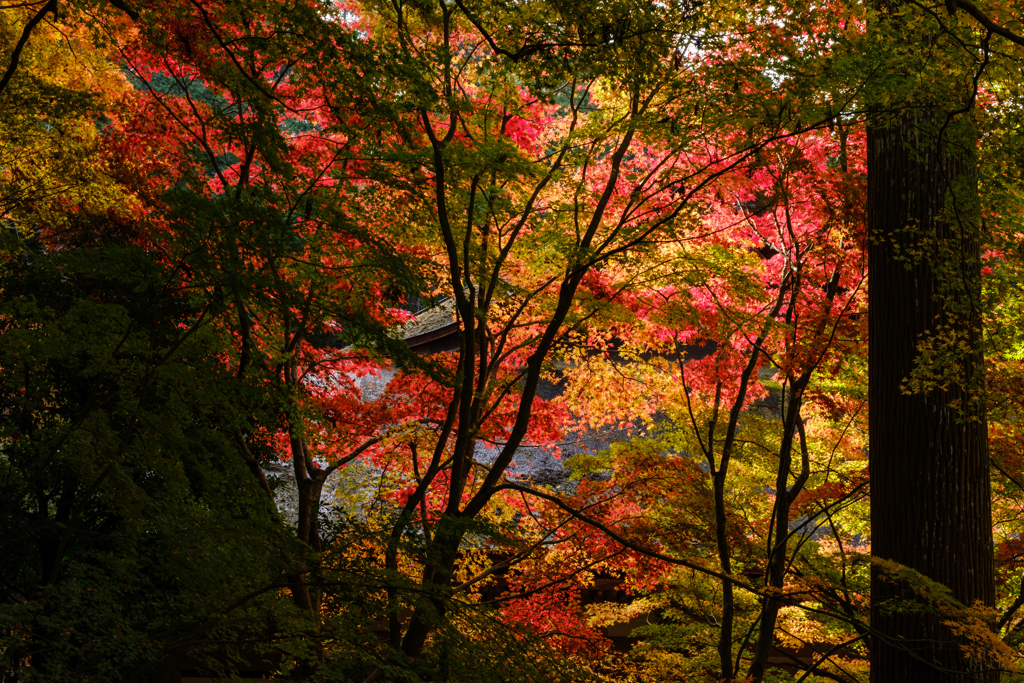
<box><xmin>868</xmin><ymin>109</ymin><xmax>995</xmax><ymax>682</ymax></box>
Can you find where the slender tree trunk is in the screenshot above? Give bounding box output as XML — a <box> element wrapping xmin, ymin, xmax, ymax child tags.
<box><xmin>748</xmin><ymin>385</ymin><xmax>808</xmax><ymax>682</ymax></box>
<box><xmin>711</xmin><ymin>464</ymin><xmax>736</xmax><ymax>681</ymax></box>
<box><xmin>400</xmin><ymin>524</ymin><xmax>462</xmax><ymax>658</ymax></box>
<box><xmin>749</xmin><ymin>271</ymin><xmax>839</xmax><ymax>681</ymax></box>
<box><xmin>868</xmin><ymin>110</ymin><xmax>995</xmax><ymax>682</ymax></box>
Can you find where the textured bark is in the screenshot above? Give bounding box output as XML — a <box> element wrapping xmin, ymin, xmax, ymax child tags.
<box><xmin>867</xmin><ymin>113</ymin><xmax>995</xmax><ymax>682</ymax></box>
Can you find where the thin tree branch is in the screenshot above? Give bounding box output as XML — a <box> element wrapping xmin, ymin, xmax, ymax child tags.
<box><xmin>0</xmin><ymin>0</ymin><xmax>56</xmax><ymax>97</ymax></box>
<box><xmin>946</xmin><ymin>0</ymin><xmax>1024</xmax><ymax>48</ymax></box>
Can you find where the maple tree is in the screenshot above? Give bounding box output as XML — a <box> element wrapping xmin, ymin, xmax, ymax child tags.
<box><xmin>100</xmin><ymin>1</ymin><xmax>853</xmax><ymax>677</ymax></box>
<box><xmin>541</xmin><ymin>126</ymin><xmax>870</xmax><ymax>682</ymax></box>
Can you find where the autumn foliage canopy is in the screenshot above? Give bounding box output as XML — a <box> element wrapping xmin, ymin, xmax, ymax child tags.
<box><xmin>3</xmin><ymin>0</ymin><xmax>1024</xmax><ymax>682</ymax></box>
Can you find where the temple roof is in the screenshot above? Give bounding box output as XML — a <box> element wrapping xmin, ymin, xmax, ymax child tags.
<box><xmin>399</xmin><ymin>296</ymin><xmax>460</xmax><ymax>352</ymax></box>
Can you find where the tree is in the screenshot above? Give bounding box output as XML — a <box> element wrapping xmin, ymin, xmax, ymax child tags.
<box><xmin>864</xmin><ymin>3</ymin><xmax>1012</xmax><ymax>679</ymax></box>
<box><xmin>0</xmin><ymin>9</ymin><xmax>307</xmax><ymax>680</ymax></box>
<box><xmin>548</xmin><ymin>127</ymin><xmax>871</xmax><ymax>682</ymax></box>
<box><xmin>0</xmin><ymin>239</ymin><xmax>298</xmax><ymax>682</ymax></box>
